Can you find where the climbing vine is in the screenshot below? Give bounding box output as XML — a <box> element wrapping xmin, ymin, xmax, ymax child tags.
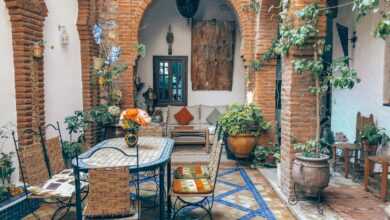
<box><xmin>251</xmin><ymin>2</ymin><xmax>362</xmax><ymax>156</ymax></box>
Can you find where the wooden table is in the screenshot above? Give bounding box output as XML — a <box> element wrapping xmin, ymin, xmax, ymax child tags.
<box><xmin>171</xmin><ymin>128</ymin><xmax>210</xmax><ymax>152</ymax></box>
<box><xmin>72</xmin><ymin>137</ymin><xmax>175</xmax><ymax>220</ymax></box>
<box><xmin>332</xmin><ymin>143</ymin><xmax>361</xmax><ymax>178</ymax></box>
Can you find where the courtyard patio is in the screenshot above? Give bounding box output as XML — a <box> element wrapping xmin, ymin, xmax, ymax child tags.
<box><xmin>0</xmin><ymin>0</ymin><xmax>389</xmax><ymax>219</ymax></box>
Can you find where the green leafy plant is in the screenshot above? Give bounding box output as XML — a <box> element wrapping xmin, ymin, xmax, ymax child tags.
<box><xmin>135</xmin><ymin>43</ymin><xmax>146</xmax><ymax>58</ymax></box>
<box><xmin>219</xmin><ymin>104</ymin><xmax>271</xmax><ymax>136</ymax></box>
<box><xmin>0</xmin><ymin>152</ymin><xmax>15</xmax><ymax>186</ymax></box>
<box><xmin>63</xmin><ymin>111</ymin><xmax>90</xmax><ymax>160</ymax></box>
<box><xmin>293</xmin><ymin>139</ymin><xmax>325</xmax><ymax>158</ymax></box>
<box><xmin>252</xmin><ymin>145</ymin><xmax>280</xmax><ymax>168</ymax></box>
<box><xmin>90</xmin><ymin>104</ymin><xmax>117</xmax><ymax>127</ymax></box>
<box><xmin>359</xmin><ymin>124</ymin><xmax>389</xmax><ymax>146</ymax></box>
<box><xmin>374</xmin><ymin>12</ymin><xmax>390</xmax><ymax>39</ymax></box>
<box><xmin>0</xmin><ymin>186</ymin><xmax>9</xmax><ymax>203</ymax></box>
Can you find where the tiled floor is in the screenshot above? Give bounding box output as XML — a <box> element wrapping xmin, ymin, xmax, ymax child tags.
<box><xmin>24</xmin><ymin>146</ymin><xmax>295</xmax><ymax>220</ymax></box>
<box><xmin>260</xmin><ymin>168</ymin><xmax>390</xmax><ymax>220</ymax></box>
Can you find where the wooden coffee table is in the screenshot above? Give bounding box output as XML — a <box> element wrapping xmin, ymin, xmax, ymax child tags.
<box><xmin>171</xmin><ymin>128</ymin><xmax>210</xmax><ymax>152</ymax></box>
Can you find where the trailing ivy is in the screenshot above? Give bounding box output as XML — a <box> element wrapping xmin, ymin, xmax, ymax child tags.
<box><xmin>374</xmin><ymin>12</ymin><xmax>390</xmax><ymax>39</ymax></box>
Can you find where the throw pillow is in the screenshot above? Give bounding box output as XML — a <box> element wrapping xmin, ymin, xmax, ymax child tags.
<box><xmin>206</xmin><ymin>108</ymin><xmax>221</xmax><ymax>125</ymax></box>
<box><xmin>174</xmin><ymin>107</ymin><xmax>194</xmax><ymax>125</ymax></box>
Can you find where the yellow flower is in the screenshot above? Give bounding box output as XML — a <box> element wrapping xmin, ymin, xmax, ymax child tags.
<box><xmin>98</xmin><ymin>77</ymin><xmax>105</xmax><ymax>86</ymax></box>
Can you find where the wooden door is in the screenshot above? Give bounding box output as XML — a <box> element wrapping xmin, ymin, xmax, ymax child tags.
<box><xmin>191</xmin><ymin>20</ymin><xmax>235</xmax><ymax>91</ymax></box>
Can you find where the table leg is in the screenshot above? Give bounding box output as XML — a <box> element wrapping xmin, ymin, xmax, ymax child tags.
<box><xmin>344</xmin><ymin>149</ymin><xmax>350</xmax><ymax>178</ymax></box>
<box><xmin>167</xmin><ymin>160</ymin><xmax>172</xmax><ymax>219</ymax></box>
<box><xmin>364</xmin><ymin>158</ymin><xmax>371</xmax><ymax>191</ymax></box>
<box><xmin>159</xmin><ymin>165</ymin><xmax>166</xmax><ymax>220</ymax></box>
<box><xmin>381</xmin><ymin>162</ymin><xmax>388</xmax><ymax>202</ymax></box>
<box><xmin>73</xmin><ymin>166</ymin><xmax>82</xmax><ymax>220</ymax></box>
<box><xmin>332</xmin><ymin>146</ymin><xmax>337</xmax><ymax>171</ymax></box>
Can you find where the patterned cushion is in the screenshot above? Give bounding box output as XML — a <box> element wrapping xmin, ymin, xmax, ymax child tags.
<box><xmin>174</xmin><ymin>107</ymin><xmax>194</xmax><ymax>125</ymax></box>
<box><xmin>173</xmin><ymin>178</ymin><xmax>213</xmax><ymax>194</ymax></box>
<box><xmin>174</xmin><ymin>164</ymin><xmax>209</xmax><ymax>179</ymax></box>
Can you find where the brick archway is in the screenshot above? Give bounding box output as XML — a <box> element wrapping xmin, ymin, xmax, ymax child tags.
<box><xmin>4</xmin><ymin>0</ymin><xmax>48</xmax><ymax>146</ymax></box>
<box><xmin>116</xmin><ymin>0</ymin><xmax>257</xmax><ymax>108</ymax></box>
<box><xmin>77</xmin><ymin>0</ymin><xmax>280</xmax><ymax>144</ymax></box>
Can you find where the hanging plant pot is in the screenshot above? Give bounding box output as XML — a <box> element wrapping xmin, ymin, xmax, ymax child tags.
<box><xmin>32</xmin><ymin>43</ymin><xmax>44</xmax><ymax>58</ymax></box>
<box><xmin>176</xmin><ymin>0</ymin><xmax>200</xmax><ymax>19</ymax></box>
<box><xmin>93</xmin><ymin>57</ymin><xmax>104</xmax><ymax>70</ymax></box>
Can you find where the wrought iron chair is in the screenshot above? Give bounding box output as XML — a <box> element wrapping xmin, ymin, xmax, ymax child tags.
<box><xmin>75</xmin><ymin>146</ymin><xmax>141</xmax><ymax>219</ymax></box>
<box><xmin>170</xmin><ymin>128</ymin><xmax>224</xmax><ymax>220</ymax></box>
<box><xmin>12</xmin><ymin>125</ymin><xmax>88</xmax><ymax>220</ymax></box>
<box><xmin>173</xmin><ymin>124</ymin><xmax>221</xmax><ymax>180</ymax></box>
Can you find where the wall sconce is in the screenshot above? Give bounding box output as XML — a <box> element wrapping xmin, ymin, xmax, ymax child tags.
<box><xmin>349</xmin><ymin>31</ymin><xmax>358</xmax><ymax>49</ymax></box>
<box><xmin>58</xmin><ymin>25</ymin><xmax>69</xmax><ymax>47</ymax></box>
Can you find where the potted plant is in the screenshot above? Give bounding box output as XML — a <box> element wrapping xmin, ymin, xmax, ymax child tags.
<box><xmin>32</xmin><ymin>40</ymin><xmax>45</xmax><ymax>58</ymax></box>
<box><xmin>0</xmin><ymin>152</ymin><xmax>15</xmax><ymax>187</ymax></box>
<box><xmin>63</xmin><ymin>111</ymin><xmax>90</xmax><ymax>166</ymax></box>
<box><xmin>251</xmin><ymin>145</ymin><xmax>280</xmax><ymax>168</ymax></box>
<box><xmin>219</xmin><ymin>104</ymin><xmax>270</xmax><ymax>159</ymax></box>
<box><xmin>359</xmin><ymin>124</ymin><xmax>389</xmax><ymax>155</ymax></box>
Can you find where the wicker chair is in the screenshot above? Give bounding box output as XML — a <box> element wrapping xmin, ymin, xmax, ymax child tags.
<box><xmin>76</xmin><ymin>146</ymin><xmax>140</xmax><ymax>219</ymax></box>
<box><xmin>12</xmin><ymin>125</ymin><xmax>88</xmax><ymax>220</ymax></box>
<box><xmin>84</xmin><ymin>167</ymin><xmax>139</xmax><ymax>219</ymax></box>
<box><xmin>171</xmin><ymin>129</ymin><xmax>224</xmax><ymax>220</ymax></box>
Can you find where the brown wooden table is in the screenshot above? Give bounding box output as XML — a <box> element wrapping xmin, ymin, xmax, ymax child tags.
<box><xmin>170</xmin><ymin>128</ymin><xmax>210</xmax><ymax>152</ymax></box>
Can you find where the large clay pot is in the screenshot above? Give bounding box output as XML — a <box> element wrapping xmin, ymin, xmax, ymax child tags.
<box><xmin>292</xmin><ymin>153</ymin><xmax>330</xmax><ymax>196</ymax></box>
<box><xmin>227</xmin><ymin>135</ymin><xmax>257</xmax><ymax>158</ymax></box>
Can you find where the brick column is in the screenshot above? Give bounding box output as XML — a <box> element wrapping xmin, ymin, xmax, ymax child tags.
<box><xmin>280</xmin><ymin>0</ymin><xmax>326</xmax><ymax>197</ymax></box>
<box><xmin>77</xmin><ymin>0</ymin><xmax>99</xmax><ymax>146</ymax></box>
<box><xmin>253</xmin><ymin>0</ymin><xmax>279</xmax><ymax>144</ymax></box>
<box><xmin>5</xmin><ymin>0</ymin><xmax>48</xmax><ymax>146</ymax></box>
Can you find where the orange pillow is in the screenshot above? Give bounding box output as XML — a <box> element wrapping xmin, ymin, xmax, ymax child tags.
<box><xmin>174</xmin><ymin>107</ymin><xmax>194</xmax><ymax>125</ymax></box>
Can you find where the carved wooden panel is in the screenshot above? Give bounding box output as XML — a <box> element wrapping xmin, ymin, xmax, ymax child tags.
<box><xmin>191</xmin><ymin>20</ymin><xmax>235</xmax><ymax>91</ymax></box>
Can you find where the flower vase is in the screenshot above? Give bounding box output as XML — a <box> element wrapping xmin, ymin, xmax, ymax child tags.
<box><xmin>124</xmin><ymin>130</ymin><xmax>138</xmax><ymax>148</ymax></box>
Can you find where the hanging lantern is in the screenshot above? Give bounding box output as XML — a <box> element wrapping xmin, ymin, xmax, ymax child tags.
<box><xmin>176</xmin><ymin>0</ymin><xmax>200</xmax><ymax>20</ymax></box>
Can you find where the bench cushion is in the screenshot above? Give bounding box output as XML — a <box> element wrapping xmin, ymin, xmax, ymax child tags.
<box><xmin>173</xmin><ymin>178</ymin><xmax>213</xmax><ymax>194</ymax></box>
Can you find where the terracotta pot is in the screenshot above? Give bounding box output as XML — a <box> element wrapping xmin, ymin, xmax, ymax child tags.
<box><xmin>227</xmin><ymin>135</ymin><xmax>257</xmax><ymax>158</ymax></box>
<box><xmin>292</xmin><ymin>153</ymin><xmax>330</xmax><ymax>196</ymax></box>
<box><xmin>32</xmin><ymin>44</ymin><xmax>43</xmax><ymax>58</ymax></box>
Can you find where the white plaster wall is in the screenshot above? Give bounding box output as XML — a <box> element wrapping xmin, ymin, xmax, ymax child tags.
<box><xmin>44</xmin><ymin>0</ymin><xmax>83</xmax><ymax>138</ymax></box>
<box><xmin>331</xmin><ymin>1</ymin><xmax>390</xmax><ymax>141</ymax></box>
<box><xmin>0</xmin><ymin>1</ymin><xmax>19</xmax><ymax>183</ymax></box>
<box><xmin>138</xmin><ymin>0</ymin><xmax>246</xmax><ymax>106</ymax></box>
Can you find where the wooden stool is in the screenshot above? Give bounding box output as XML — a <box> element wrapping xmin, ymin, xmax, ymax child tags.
<box><xmin>332</xmin><ymin>143</ymin><xmax>361</xmax><ymax>178</ymax></box>
<box><xmin>364</xmin><ymin>155</ymin><xmax>390</xmax><ymax>201</ymax></box>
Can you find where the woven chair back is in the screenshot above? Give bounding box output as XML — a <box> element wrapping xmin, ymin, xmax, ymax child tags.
<box><xmin>356</xmin><ymin>112</ymin><xmax>375</xmax><ymax>141</ymax></box>
<box><xmin>17</xmin><ymin>142</ymin><xmax>50</xmax><ymax>186</ymax></box>
<box><xmin>46</xmin><ymin>137</ymin><xmax>66</xmax><ymax>174</ymax></box>
<box><xmin>209</xmin><ymin>140</ymin><xmax>223</xmax><ymax>189</ymax></box>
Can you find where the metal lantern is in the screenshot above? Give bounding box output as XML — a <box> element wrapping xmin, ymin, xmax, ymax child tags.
<box><xmin>176</xmin><ymin>0</ymin><xmax>200</xmax><ymax>20</ymax></box>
